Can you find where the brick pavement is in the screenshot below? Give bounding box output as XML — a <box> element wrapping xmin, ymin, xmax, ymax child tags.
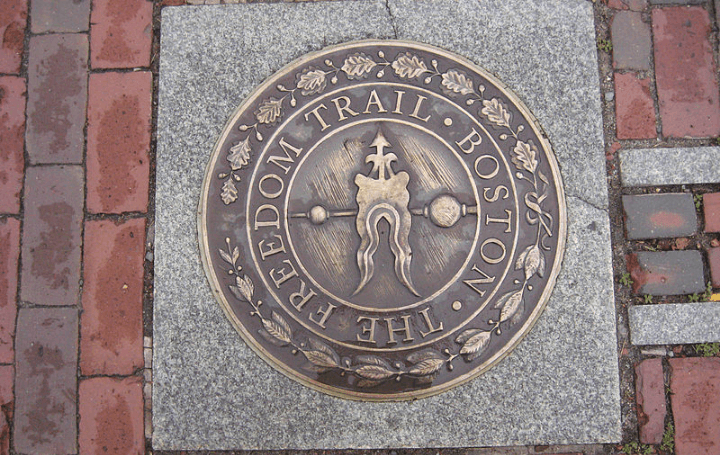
<box><xmin>0</xmin><ymin>0</ymin><xmax>719</xmax><ymax>453</ymax></box>
<box><xmin>1</xmin><ymin>0</ymin><xmax>153</xmax><ymax>453</ymax></box>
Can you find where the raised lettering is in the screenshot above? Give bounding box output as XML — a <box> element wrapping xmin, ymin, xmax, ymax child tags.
<box><xmin>363</xmin><ymin>89</ymin><xmax>387</xmax><ymax>114</ymax></box>
<box><xmin>304</xmin><ymin>104</ymin><xmax>331</xmax><ymax>131</ymax></box>
<box><xmin>463</xmin><ymin>264</ymin><xmax>496</xmax><ymax>296</ymax></box>
<box><xmin>385</xmin><ymin>315</ymin><xmax>414</xmax><ymax>345</ymax></box>
<box><xmin>356</xmin><ymin>316</ymin><xmax>379</xmax><ymax>344</ymax></box>
<box><xmin>331</xmin><ymin>96</ymin><xmax>359</xmax><ymax>121</ymax></box>
<box><xmin>485</xmin><ymin>209</ymin><xmax>513</xmax><ymax>233</ymax></box>
<box><xmin>310</xmin><ymin>302</ymin><xmax>336</xmax><ymax>329</ymax></box>
<box><xmin>480</xmin><ymin>238</ymin><xmax>507</xmax><ymax>264</ymax></box>
<box><xmin>253</xmin><ymin>204</ymin><xmax>280</xmax><ymax>230</ymax></box>
<box><xmin>474</xmin><ymin>154</ymin><xmax>499</xmax><ymax>179</ymax></box>
<box><xmin>418</xmin><ymin>308</ymin><xmax>444</xmax><ymax>338</ymax></box>
<box><xmin>258</xmin><ymin>234</ymin><xmax>286</xmax><ymax>260</ymax></box>
<box><xmin>269</xmin><ymin>259</ymin><xmax>298</xmax><ymax>288</ymax></box>
<box><xmin>456</xmin><ymin>128</ymin><xmax>483</xmax><ymax>154</ymax></box>
<box><xmin>258</xmin><ymin>174</ymin><xmax>284</xmax><ymax>199</ymax></box>
<box><xmin>266</xmin><ymin>137</ymin><xmax>303</xmax><ymax>175</ymax></box>
<box><xmin>409</xmin><ymin>94</ymin><xmax>431</xmax><ymax>122</ymax></box>
<box><xmin>392</xmin><ymin>90</ymin><xmax>405</xmax><ymax>115</ymax></box>
<box><xmin>483</xmin><ymin>185</ymin><xmax>509</xmax><ymax>203</ymax></box>
<box><xmin>288</xmin><ymin>280</ymin><xmax>316</xmax><ymax>311</ymax></box>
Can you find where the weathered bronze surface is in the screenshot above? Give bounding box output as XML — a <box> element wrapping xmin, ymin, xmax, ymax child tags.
<box><xmin>198</xmin><ymin>40</ymin><xmax>566</xmax><ymax>401</ymax></box>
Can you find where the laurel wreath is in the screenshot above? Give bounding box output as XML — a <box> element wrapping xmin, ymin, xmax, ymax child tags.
<box><xmin>214</xmin><ymin>48</ymin><xmax>555</xmax><ymax>388</ymax></box>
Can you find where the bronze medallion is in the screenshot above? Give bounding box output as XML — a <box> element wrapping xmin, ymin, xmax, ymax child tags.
<box><xmin>199</xmin><ymin>40</ymin><xmax>566</xmax><ymax>401</ymax></box>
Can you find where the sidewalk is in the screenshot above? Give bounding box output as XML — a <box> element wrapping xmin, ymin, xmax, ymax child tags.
<box><xmin>0</xmin><ymin>0</ymin><xmax>719</xmax><ymax>454</ymax></box>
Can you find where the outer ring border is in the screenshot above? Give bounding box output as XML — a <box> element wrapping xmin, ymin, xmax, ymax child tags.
<box><xmin>197</xmin><ymin>39</ymin><xmax>568</xmax><ymax>402</ymax></box>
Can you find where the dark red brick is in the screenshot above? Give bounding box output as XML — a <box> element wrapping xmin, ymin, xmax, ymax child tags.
<box><xmin>31</xmin><ymin>0</ymin><xmax>90</xmax><ymax>33</ymax></box>
<box><xmin>614</xmin><ymin>73</ymin><xmax>656</xmax><ymax>139</ymax></box>
<box><xmin>709</xmin><ymin>247</ymin><xmax>720</xmax><ymax>288</ymax></box>
<box><xmin>0</xmin><ymin>76</ymin><xmax>24</xmax><ymax>214</ymax></box>
<box><xmin>14</xmin><ymin>307</ymin><xmax>78</xmax><ymax>455</ymax></box>
<box><xmin>653</xmin><ymin>7</ymin><xmax>720</xmax><ymax>138</ymax></box>
<box><xmin>636</xmin><ymin>358</ymin><xmax>666</xmax><ymax>444</ymax></box>
<box><xmin>670</xmin><ymin>357</ymin><xmax>720</xmax><ymax>455</ymax></box>
<box><xmin>79</xmin><ymin>376</ymin><xmax>144</xmax><ymax>455</ymax></box>
<box><xmin>90</xmin><ymin>0</ymin><xmax>153</xmax><ymax>69</ymax></box>
<box><xmin>0</xmin><ymin>218</ymin><xmax>18</xmax><ymax>364</ymax></box>
<box><xmin>608</xmin><ymin>0</ymin><xmax>647</xmax><ymax>10</ymax></box>
<box><xmin>20</xmin><ymin>165</ymin><xmax>83</xmax><ymax>306</ymax></box>
<box><xmin>26</xmin><ymin>34</ymin><xmax>88</xmax><ymax>165</ymax></box>
<box><xmin>626</xmin><ymin>251</ymin><xmax>705</xmax><ymax>295</ymax></box>
<box><xmin>87</xmin><ymin>71</ymin><xmax>151</xmax><ymax>214</ymax></box>
<box><xmin>0</xmin><ymin>0</ymin><xmax>27</xmax><ymax>74</ymax></box>
<box><xmin>611</xmin><ymin>12</ymin><xmax>651</xmax><ymax>70</ymax></box>
<box><xmin>0</xmin><ymin>365</ymin><xmax>12</xmax><ymax>455</ymax></box>
<box><xmin>81</xmin><ymin>218</ymin><xmax>145</xmax><ymax>376</ymax></box>
<box><xmin>704</xmin><ymin>192</ymin><xmax>720</xmax><ymax>233</ymax></box>
<box><xmin>622</xmin><ymin>193</ymin><xmax>696</xmax><ymax>239</ymax></box>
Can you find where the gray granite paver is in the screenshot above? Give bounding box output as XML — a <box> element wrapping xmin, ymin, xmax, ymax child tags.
<box><xmin>630</xmin><ymin>303</ymin><xmax>720</xmax><ymax>345</ymax></box>
<box><xmin>620</xmin><ymin>147</ymin><xmax>720</xmax><ymax>187</ymax></box>
<box><xmin>153</xmin><ymin>0</ymin><xmax>620</xmax><ymax>449</ymax></box>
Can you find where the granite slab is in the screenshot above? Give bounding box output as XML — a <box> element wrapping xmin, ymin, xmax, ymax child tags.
<box><xmin>620</xmin><ymin>147</ymin><xmax>720</xmax><ymax>187</ymax></box>
<box><xmin>630</xmin><ymin>302</ymin><xmax>720</xmax><ymax>345</ymax></box>
<box><xmin>153</xmin><ymin>0</ymin><xmax>621</xmax><ymax>450</ymax></box>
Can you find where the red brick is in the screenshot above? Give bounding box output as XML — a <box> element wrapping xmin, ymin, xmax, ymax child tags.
<box><xmin>79</xmin><ymin>376</ymin><xmax>144</xmax><ymax>455</ymax></box>
<box><xmin>26</xmin><ymin>34</ymin><xmax>88</xmax><ymax>164</ymax></box>
<box><xmin>0</xmin><ymin>365</ymin><xmax>12</xmax><ymax>455</ymax></box>
<box><xmin>670</xmin><ymin>357</ymin><xmax>720</xmax><ymax>455</ymax></box>
<box><xmin>0</xmin><ymin>218</ymin><xmax>18</xmax><ymax>364</ymax></box>
<box><xmin>704</xmin><ymin>192</ymin><xmax>720</xmax><ymax>233</ymax></box>
<box><xmin>81</xmin><ymin>218</ymin><xmax>145</xmax><ymax>375</ymax></box>
<box><xmin>0</xmin><ymin>0</ymin><xmax>27</xmax><ymax>74</ymax></box>
<box><xmin>90</xmin><ymin>0</ymin><xmax>153</xmax><ymax>69</ymax></box>
<box><xmin>608</xmin><ymin>0</ymin><xmax>647</xmax><ymax>10</ymax></box>
<box><xmin>87</xmin><ymin>71</ymin><xmax>151</xmax><ymax>214</ymax></box>
<box><xmin>615</xmin><ymin>72</ymin><xmax>656</xmax><ymax>139</ymax></box>
<box><xmin>20</xmin><ymin>165</ymin><xmax>84</xmax><ymax>306</ymax></box>
<box><xmin>635</xmin><ymin>358</ymin><xmax>666</xmax><ymax>444</ymax></box>
<box><xmin>709</xmin><ymin>247</ymin><xmax>720</xmax><ymax>289</ymax></box>
<box><xmin>0</xmin><ymin>76</ymin><xmax>25</xmax><ymax>214</ymax></box>
<box><xmin>31</xmin><ymin>0</ymin><xmax>90</xmax><ymax>33</ymax></box>
<box><xmin>14</xmin><ymin>307</ymin><xmax>78</xmax><ymax>455</ymax></box>
<box><xmin>652</xmin><ymin>7</ymin><xmax>720</xmax><ymax>138</ymax></box>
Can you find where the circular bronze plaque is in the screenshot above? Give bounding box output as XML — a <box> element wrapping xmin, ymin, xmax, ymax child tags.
<box><xmin>199</xmin><ymin>40</ymin><xmax>566</xmax><ymax>401</ymax></box>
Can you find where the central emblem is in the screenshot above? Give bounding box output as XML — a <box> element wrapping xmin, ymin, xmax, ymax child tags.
<box><xmin>353</xmin><ymin>130</ymin><xmax>417</xmax><ymax>297</ymax></box>
<box><xmin>199</xmin><ymin>40</ymin><xmax>566</xmax><ymax>400</ymax></box>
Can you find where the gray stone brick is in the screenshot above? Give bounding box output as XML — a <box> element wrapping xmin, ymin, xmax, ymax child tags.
<box><xmin>627</xmin><ymin>251</ymin><xmax>705</xmax><ymax>296</ymax></box>
<box><xmin>26</xmin><ymin>34</ymin><xmax>88</xmax><ymax>165</ymax></box>
<box><xmin>20</xmin><ymin>165</ymin><xmax>84</xmax><ymax>306</ymax></box>
<box><xmin>14</xmin><ymin>307</ymin><xmax>78</xmax><ymax>454</ymax></box>
<box><xmin>622</xmin><ymin>193</ymin><xmax>697</xmax><ymax>239</ymax></box>
<box><xmin>611</xmin><ymin>11</ymin><xmax>652</xmax><ymax>70</ymax></box>
<box><xmin>31</xmin><ymin>0</ymin><xmax>90</xmax><ymax>33</ymax></box>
